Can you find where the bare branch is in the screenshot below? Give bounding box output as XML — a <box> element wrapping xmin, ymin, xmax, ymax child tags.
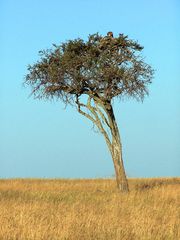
<box><xmin>85</xmin><ymin>97</ymin><xmax>113</xmax><ymax>153</ymax></box>
<box><xmin>75</xmin><ymin>95</ymin><xmax>96</xmax><ymax>123</ymax></box>
<box><xmin>94</xmin><ymin>101</ymin><xmax>111</xmax><ymax>129</ymax></box>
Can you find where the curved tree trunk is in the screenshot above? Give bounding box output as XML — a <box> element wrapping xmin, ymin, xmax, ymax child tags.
<box><xmin>111</xmin><ymin>137</ymin><xmax>129</xmax><ymax>192</ymax></box>
<box><xmin>105</xmin><ymin>104</ymin><xmax>129</xmax><ymax>192</ymax></box>
<box><xmin>76</xmin><ymin>96</ymin><xmax>129</xmax><ymax>192</ymax></box>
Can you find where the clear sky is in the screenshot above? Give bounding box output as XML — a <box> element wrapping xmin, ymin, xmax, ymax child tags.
<box><xmin>0</xmin><ymin>0</ymin><xmax>180</xmax><ymax>178</ymax></box>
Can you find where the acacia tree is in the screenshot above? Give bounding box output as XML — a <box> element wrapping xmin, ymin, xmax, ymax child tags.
<box><xmin>25</xmin><ymin>32</ymin><xmax>154</xmax><ymax>192</ymax></box>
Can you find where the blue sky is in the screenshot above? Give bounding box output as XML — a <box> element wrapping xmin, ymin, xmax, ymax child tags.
<box><xmin>0</xmin><ymin>0</ymin><xmax>179</xmax><ymax>178</ymax></box>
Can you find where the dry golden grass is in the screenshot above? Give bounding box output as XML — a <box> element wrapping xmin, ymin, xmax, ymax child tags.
<box><xmin>0</xmin><ymin>178</ymin><xmax>179</xmax><ymax>240</ymax></box>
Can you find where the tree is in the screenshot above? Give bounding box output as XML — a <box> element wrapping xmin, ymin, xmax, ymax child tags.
<box><xmin>25</xmin><ymin>32</ymin><xmax>154</xmax><ymax>192</ymax></box>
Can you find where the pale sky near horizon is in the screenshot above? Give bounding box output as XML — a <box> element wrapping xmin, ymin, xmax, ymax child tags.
<box><xmin>0</xmin><ymin>0</ymin><xmax>180</xmax><ymax>178</ymax></box>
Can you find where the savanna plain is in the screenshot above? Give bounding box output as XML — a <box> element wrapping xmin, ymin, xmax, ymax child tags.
<box><xmin>0</xmin><ymin>178</ymin><xmax>179</xmax><ymax>240</ymax></box>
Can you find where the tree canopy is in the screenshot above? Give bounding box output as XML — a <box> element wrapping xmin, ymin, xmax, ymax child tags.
<box><xmin>25</xmin><ymin>32</ymin><xmax>153</xmax><ymax>105</ymax></box>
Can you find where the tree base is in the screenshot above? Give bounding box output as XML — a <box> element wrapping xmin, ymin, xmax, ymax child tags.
<box><xmin>117</xmin><ymin>180</ymin><xmax>129</xmax><ymax>192</ymax></box>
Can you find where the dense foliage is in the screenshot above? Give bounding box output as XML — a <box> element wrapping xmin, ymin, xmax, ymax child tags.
<box><xmin>25</xmin><ymin>32</ymin><xmax>153</xmax><ymax>104</ymax></box>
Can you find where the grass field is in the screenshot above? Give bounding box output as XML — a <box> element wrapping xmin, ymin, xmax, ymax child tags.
<box><xmin>0</xmin><ymin>178</ymin><xmax>179</xmax><ymax>240</ymax></box>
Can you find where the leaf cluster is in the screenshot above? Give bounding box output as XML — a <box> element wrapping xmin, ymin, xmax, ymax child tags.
<box><xmin>25</xmin><ymin>33</ymin><xmax>154</xmax><ymax>104</ymax></box>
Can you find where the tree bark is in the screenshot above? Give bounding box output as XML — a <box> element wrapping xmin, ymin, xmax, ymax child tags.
<box><xmin>104</xmin><ymin>104</ymin><xmax>129</xmax><ymax>192</ymax></box>
<box><xmin>111</xmin><ymin>139</ymin><xmax>129</xmax><ymax>192</ymax></box>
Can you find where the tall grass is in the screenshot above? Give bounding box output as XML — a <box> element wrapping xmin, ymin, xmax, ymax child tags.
<box><xmin>0</xmin><ymin>178</ymin><xmax>179</xmax><ymax>239</ymax></box>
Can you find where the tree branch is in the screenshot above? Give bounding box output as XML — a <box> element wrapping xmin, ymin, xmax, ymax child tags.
<box><xmin>75</xmin><ymin>95</ymin><xmax>96</xmax><ymax>123</ymax></box>
<box><xmin>94</xmin><ymin>101</ymin><xmax>111</xmax><ymax>129</ymax></box>
<box><xmin>86</xmin><ymin>97</ymin><xmax>113</xmax><ymax>154</ymax></box>
<box><xmin>75</xmin><ymin>95</ymin><xmax>112</xmax><ymax>153</ymax></box>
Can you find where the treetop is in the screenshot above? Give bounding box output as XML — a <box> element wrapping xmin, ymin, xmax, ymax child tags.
<box><xmin>25</xmin><ymin>32</ymin><xmax>154</xmax><ymax>105</ymax></box>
